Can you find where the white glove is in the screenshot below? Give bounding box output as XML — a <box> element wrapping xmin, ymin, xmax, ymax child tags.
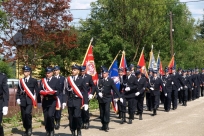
<box><xmin>37</xmin><ymin>103</ymin><xmax>42</xmax><ymax>108</ymax></box>
<box><xmin>184</xmin><ymin>86</ymin><xmax>188</xmax><ymax>88</ymax></box>
<box><xmin>180</xmin><ymin>87</ymin><xmax>183</xmax><ymax>90</ymax></box>
<box><xmin>119</xmin><ymin>98</ymin><xmax>123</xmax><ymax>103</ymax></box>
<box><xmin>62</xmin><ymin>103</ymin><xmax>66</xmax><ymax>109</ymax></box>
<box><xmin>125</xmin><ymin>87</ymin><xmax>130</xmax><ymax>91</ymax></box>
<box><xmin>83</xmin><ymin>104</ymin><xmax>89</xmax><ymax>111</ymax></box>
<box><xmin>163</xmin><ymin>83</ymin><xmax>165</xmax><ymax>86</ymax></box>
<box><xmin>165</xmin><ymin>93</ymin><xmax>167</xmax><ymax>97</ymax></box>
<box><xmin>113</xmin><ymin>98</ymin><xmax>118</xmax><ymax>102</ymax></box>
<box><xmin>178</xmin><ymin>88</ymin><xmax>180</xmax><ymax>91</ymax></box>
<box><xmin>172</xmin><ymin>82</ymin><xmax>174</xmax><ymax>85</ymax></box>
<box><xmin>88</xmin><ymin>94</ymin><xmax>93</xmax><ymax>100</ymax></box>
<box><xmin>98</xmin><ymin>92</ymin><xmax>103</xmax><ymax>98</ymax></box>
<box><xmin>2</xmin><ymin>107</ymin><xmax>8</xmax><ymax>115</ymax></box>
<box><xmin>192</xmin><ymin>88</ymin><xmax>194</xmax><ymax>90</ymax></box>
<box><xmin>17</xmin><ymin>99</ymin><xmax>21</xmax><ymax>105</ymax></box>
<box><xmin>135</xmin><ymin>92</ymin><xmax>140</xmax><ymax>96</ymax></box>
<box><xmin>150</xmin><ymin>87</ymin><xmax>154</xmax><ymax>90</ymax></box>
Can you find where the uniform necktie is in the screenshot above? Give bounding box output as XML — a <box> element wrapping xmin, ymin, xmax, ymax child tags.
<box><xmin>47</xmin><ymin>78</ymin><xmax>50</xmax><ymax>83</ymax></box>
<box><xmin>120</xmin><ymin>76</ymin><xmax>123</xmax><ymax>84</ymax></box>
<box><xmin>25</xmin><ymin>79</ymin><xmax>27</xmax><ymax>83</ymax></box>
<box><xmin>73</xmin><ymin>76</ymin><xmax>75</xmax><ymax>81</ymax></box>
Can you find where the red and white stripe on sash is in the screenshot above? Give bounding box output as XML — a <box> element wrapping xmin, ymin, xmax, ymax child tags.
<box><xmin>19</xmin><ymin>79</ymin><xmax>37</xmax><ymax>108</ymax></box>
<box><xmin>67</xmin><ymin>76</ymin><xmax>84</xmax><ymax>105</ymax></box>
<box><xmin>41</xmin><ymin>78</ymin><xmax>61</xmax><ymax>110</ymax></box>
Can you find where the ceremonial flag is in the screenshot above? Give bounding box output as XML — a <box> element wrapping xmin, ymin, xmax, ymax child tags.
<box><xmin>137</xmin><ymin>47</ymin><xmax>148</xmax><ymax>78</ymax></box>
<box><xmin>168</xmin><ymin>53</ymin><xmax>175</xmax><ymax>73</ymax></box>
<box><xmin>148</xmin><ymin>45</ymin><xmax>157</xmax><ymax>69</ymax></box>
<box><xmin>81</xmin><ymin>38</ymin><xmax>98</xmax><ymax>84</ymax></box>
<box><xmin>157</xmin><ymin>52</ymin><xmax>164</xmax><ymax>75</ymax></box>
<box><xmin>119</xmin><ymin>50</ymin><xmax>127</xmax><ymax>75</ymax></box>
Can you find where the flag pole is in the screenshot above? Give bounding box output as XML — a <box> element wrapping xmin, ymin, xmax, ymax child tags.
<box><xmin>108</xmin><ymin>50</ymin><xmax>121</xmax><ymax>70</ymax></box>
<box><xmin>137</xmin><ymin>47</ymin><xmax>144</xmax><ymax>65</ymax></box>
<box><xmin>81</xmin><ymin>37</ymin><xmax>94</xmax><ymax>65</ymax></box>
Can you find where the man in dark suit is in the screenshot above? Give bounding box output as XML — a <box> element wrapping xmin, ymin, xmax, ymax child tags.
<box><xmin>163</xmin><ymin>68</ymin><xmax>173</xmax><ymax>112</ymax></box>
<box><xmin>53</xmin><ymin>66</ymin><xmax>66</xmax><ymax>130</ymax></box>
<box><xmin>80</xmin><ymin>66</ymin><xmax>95</xmax><ymax>129</ymax></box>
<box><xmin>200</xmin><ymin>68</ymin><xmax>204</xmax><ymax>97</ymax></box>
<box><xmin>123</xmin><ymin>67</ymin><xmax>137</xmax><ymax>124</ymax></box>
<box><xmin>0</xmin><ymin>72</ymin><xmax>9</xmax><ymax>136</ymax></box>
<box><xmin>146</xmin><ymin>68</ymin><xmax>153</xmax><ymax>111</ymax></box>
<box><xmin>96</xmin><ymin>66</ymin><xmax>123</xmax><ymax>131</ymax></box>
<box><xmin>63</xmin><ymin>64</ymin><xmax>88</xmax><ymax>136</ymax></box>
<box><xmin>171</xmin><ymin>67</ymin><xmax>184</xmax><ymax>110</ymax></box>
<box><xmin>187</xmin><ymin>69</ymin><xmax>193</xmax><ymax>101</ymax></box>
<box><xmin>135</xmin><ymin>71</ymin><xmax>146</xmax><ymax>120</ymax></box>
<box><xmin>117</xmin><ymin>68</ymin><xmax>126</xmax><ymax>124</ymax></box>
<box><xmin>149</xmin><ymin>70</ymin><xmax>164</xmax><ymax>115</ymax></box>
<box><xmin>39</xmin><ymin>67</ymin><xmax>61</xmax><ymax>136</ymax></box>
<box><xmin>16</xmin><ymin>66</ymin><xmax>39</xmax><ymax>136</ymax></box>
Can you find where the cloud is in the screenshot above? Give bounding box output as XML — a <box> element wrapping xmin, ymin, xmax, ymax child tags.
<box><xmin>70</xmin><ymin>0</ymin><xmax>96</xmax><ymax>9</ymax></box>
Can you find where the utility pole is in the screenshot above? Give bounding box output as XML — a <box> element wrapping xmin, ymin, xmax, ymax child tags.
<box><xmin>169</xmin><ymin>11</ymin><xmax>174</xmax><ymax>57</ymax></box>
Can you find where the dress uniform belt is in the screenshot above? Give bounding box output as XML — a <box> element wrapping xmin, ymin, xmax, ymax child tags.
<box><xmin>44</xmin><ymin>95</ymin><xmax>55</xmax><ymax>100</ymax></box>
<box><xmin>68</xmin><ymin>93</ymin><xmax>78</xmax><ymax>98</ymax></box>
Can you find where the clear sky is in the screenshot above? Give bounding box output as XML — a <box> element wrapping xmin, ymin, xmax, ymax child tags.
<box><xmin>70</xmin><ymin>0</ymin><xmax>204</xmax><ymax>25</ymax></box>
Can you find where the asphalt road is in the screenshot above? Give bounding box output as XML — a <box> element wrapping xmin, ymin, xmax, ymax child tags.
<box><xmin>9</xmin><ymin>97</ymin><xmax>204</xmax><ymax>136</ymax></box>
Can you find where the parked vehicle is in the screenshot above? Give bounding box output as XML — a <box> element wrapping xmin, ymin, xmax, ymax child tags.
<box><xmin>7</xmin><ymin>79</ymin><xmax>19</xmax><ymax>106</ymax></box>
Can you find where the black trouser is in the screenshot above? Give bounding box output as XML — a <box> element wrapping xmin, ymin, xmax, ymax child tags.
<box><xmin>171</xmin><ymin>90</ymin><xmax>178</xmax><ymax>108</ymax></box>
<box><xmin>20</xmin><ymin>104</ymin><xmax>32</xmax><ymax>130</ymax></box>
<box><xmin>99</xmin><ymin>102</ymin><xmax>111</xmax><ymax>124</ymax></box>
<box><xmin>151</xmin><ymin>95</ymin><xmax>159</xmax><ymax>110</ymax></box>
<box><xmin>181</xmin><ymin>88</ymin><xmax>188</xmax><ymax>103</ymax></box>
<box><xmin>68</xmin><ymin>106</ymin><xmax>82</xmax><ymax>131</ymax></box>
<box><xmin>43</xmin><ymin>105</ymin><xmax>56</xmax><ymax>132</ymax></box>
<box><xmin>81</xmin><ymin>100</ymin><xmax>90</xmax><ymax>124</ymax></box>
<box><xmin>192</xmin><ymin>88</ymin><xmax>196</xmax><ymax>100</ymax></box>
<box><xmin>126</xmin><ymin>98</ymin><xmax>136</xmax><ymax>119</ymax></box>
<box><xmin>54</xmin><ymin>94</ymin><xmax>62</xmax><ymax>121</ymax></box>
<box><xmin>196</xmin><ymin>86</ymin><xmax>200</xmax><ymax>98</ymax></box>
<box><xmin>0</xmin><ymin>100</ymin><xmax>4</xmax><ymax>135</ymax></box>
<box><xmin>178</xmin><ymin>90</ymin><xmax>181</xmax><ymax>103</ymax></box>
<box><xmin>146</xmin><ymin>92</ymin><xmax>152</xmax><ymax>111</ymax></box>
<box><xmin>201</xmin><ymin>86</ymin><xmax>204</xmax><ymax>97</ymax></box>
<box><xmin>188</xmin><ymin>88</ymin><xmax>192</xmax><ymax>101</ymax></box>
<box><xmin>118</xmin><ymin>99</ymin><xmax>126</xmax><ymax>113</ymax></box>
<box><xmin>160</xmin><ymin>91</ymin><xmax>165</xmax><ymax>104</ymax></box>
<box><xmin>136</xmin><ymin>96</ymin><xmax>144</xmax><ymax>114</ymax></box>
<box><xmin>164</xmin><ymin>92</ymin><xmax>172</xmax><ymax>111</ymax></box>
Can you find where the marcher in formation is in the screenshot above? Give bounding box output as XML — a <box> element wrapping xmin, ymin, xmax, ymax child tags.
<box><xmin>0</xmin><ymin>63</ymin><xmax>199</xmax><ymax>136</ymax></box>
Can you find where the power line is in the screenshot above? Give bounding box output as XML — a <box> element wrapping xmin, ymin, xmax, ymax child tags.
<box><xmin>70</xmin><ymin>0</ymin><xmax>204</xmax><ymax>10</ymax></box>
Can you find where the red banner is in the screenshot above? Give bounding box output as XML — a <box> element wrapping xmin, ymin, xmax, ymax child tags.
<box><xmin>137</xmin><ymin>47</ymin><xmax>148</xmax><ymax>78</ymax></box>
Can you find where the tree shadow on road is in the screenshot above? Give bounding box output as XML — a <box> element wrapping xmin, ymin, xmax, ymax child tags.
<box><xmin>32</xmin><ymin>132</ymin><xmax>72</xmax><ymax>136</ymax></box>
<box><xmin>11</xmin><ymin>128</ymin><xmax>24</xmax><ymax>135</ymax></box>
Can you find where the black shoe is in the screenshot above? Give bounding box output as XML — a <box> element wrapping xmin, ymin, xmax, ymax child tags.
<box><xmin>22</xmin><ymin>131</ymin><xmax>28</xmax><ymax>136</ymax></box>
<box><xmin>49</xmin><ymin>130</ymin><xmax>54</xmax><ymax>136</ymax></box>
<box><xmin>104</xmin><ymin>124</ymin><xmax>109</xmax><ymax>132</ymax></box>
<box><xmin>55</xmin><ymin>120</ymin><xmax>60</xmax><ymax>130</ymax></box>
<box><xmin>84</xmin><ymin>123</ymin><xmax>89</xmax><ymax>129</ymax></box>
<box><xmin>77</xmin><ymin>129</ymin><xmax>82</xmax><ymax>136</ymax></box>
<box><xmin>71</xmin><ymin>130</ymin><xmax>75</xmax><ymax>136</ymax></box>
<box><xmin>128</xmin><ymin>119</ymin><xmax>132</xmax><ymax>124</ymax></box>
<box><xmin>27</xmin><ymin>128</ymin><xmax>32</xmax><ymax>136</ymax></box>
<box><xmin>139</xmin><ymin>114</ymin><xmax>143</xmax><ymax>120</ymax></box>
<box><xmin>99</xmin><ymin>124</ymin><xmax>105</xmax><ymax>130</ymax></box>
<box><xmin>152</xmin><ymin>109</ymin><xmax>157</xmax><ymax>116</ymax></box>
<box><xmin>45</xmin><ymin>131</ymin><xmax>49</xmax><ymax>136</ymax></box>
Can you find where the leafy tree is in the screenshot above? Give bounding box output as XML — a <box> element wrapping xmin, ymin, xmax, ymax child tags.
<box><xmin>1</xmin><ymin>0</ymin><xmax>77</xmax><ymax>69</ymax></box>
<box><xmin>78</xmin><ymin>0</ymin><xmax>196</xmax><ymax>70</ymax></box>
<box><xmin>0</xmin><ymin>60</ymin><xmax>15</xmax><ymax>78</ymax></box>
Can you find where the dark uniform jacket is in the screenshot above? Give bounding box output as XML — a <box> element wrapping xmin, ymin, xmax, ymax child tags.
<box><xmin>39</xmin><ymin>77</ymin><xmax>61</xmax><ymax>108</ymax></box>
<box><xmin>55</xmin><ymin>75</ymin><xmax>66</xmax><ymax>103</ymax></box>
<box><xmin>0</xmin><ymin>73</ymin><xmax>9</xmax><ymax>108</ymax></box>
<box><xmin>171</xmin><ymin>73</ymin><xmax>184</xmax><ymax>90</ymax></box>
<box><xmin>96</xmin><ymin>77</ymin><xmax>121</xmax><ymax>103</ymax></box>
<box><xmin>16</xmin><ymin>77</ymin><xmax>39</xmax><ymax>107</ymax></box>
<box><xmin>123</xmin><ymin>74</ymin><xmax>137</xmax><ymax>98</ymax></box>
<box><xmin>136</xmin><ymin>77</ymin><xmax>146</xmax><ymax>97</ymax></box>
<box><xmin>82</xmin><ymin>74</ymin><xmax>95</xmax><ymax>94</ymax></box>
<box><xmin>181</xmin><ymin>75</ymin><xmax>192</xmax><ymax>89</ymax></box>
<box><xmin>200</xmin><ymin>73</ymin><xmax>204</xmax><ymax>85</ymax></box>
<box><xmin>64</xmin><ymin>76</ymin><xmax>88</xmax><ymax>107</ymax></box>
<box><xmin>149</xmin><ymin>76</ymin><xmax>164</xmax><ymax>96</ymax></box>
<box><xmin>161</xmin><ymin>74</ymin><xmax>172</xmax><ymax>93</ymax></box>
